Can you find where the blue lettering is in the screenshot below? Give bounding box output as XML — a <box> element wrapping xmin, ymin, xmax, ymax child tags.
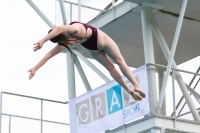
<box><xmin>123</xmin><ymin>103</ymin><xmax>140</xmax><ymax>119</ymax></box>
<box><xmin>106</xmin><ymin>84</ymin><xmax>123</xmax><ymax>115</ymax></box>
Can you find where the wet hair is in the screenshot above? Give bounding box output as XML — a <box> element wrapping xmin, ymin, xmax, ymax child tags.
<box><xmin>48</xmin><ymin>29</ymin><xmax>72</xmax><ymax>54</ymax></box>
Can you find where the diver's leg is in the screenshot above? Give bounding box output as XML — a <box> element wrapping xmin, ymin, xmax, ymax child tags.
<box><xmin>89</xmin><ymin>50</ymin><xmax>142</xmax><ymax>101</ymax></box>
<box><xmin>101</xmin><ymin>36</ymin><xmax>146</xmax><ymax>98</ymax></box>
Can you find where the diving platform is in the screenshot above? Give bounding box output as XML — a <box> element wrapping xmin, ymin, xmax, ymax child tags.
<box><xmin>106</xmin><ymin>114</ymin><xmax>200</xmax><ymax>133</ymax></box>
<box><xmin>85</xmin><ymin>0</ymin><xmax>200</xmax><ymax>68</ymax></box>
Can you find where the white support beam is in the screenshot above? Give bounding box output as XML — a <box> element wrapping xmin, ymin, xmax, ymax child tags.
<box><xmin>141</xmin><ymin>7</ymin><xmax>155</xmax><ymax>64</ymax></box>
<box><xmin>26</xmin><ymin>0</ymin><xmax>54</xmax><ymax>28</ymax></box>
<box><xmin>58</xmin><ymin>0</ymin><xmax>67</xmax><ymax>25</ymax></box>
<box><xmin>72</xmin><ymin>49</ymin><xmax>111</xmax><ymax>82</ymax></box>
<box><xmin>87</xmin><ymin>1</ymin><xmax>136</xmax><ymax>28</ymax></box>
<box><xmin>67</xmin><ymin>52</ymin><xmax>76</xmax><ymax>99</ymax></box>
<box><xmin>74</xmin><ymin>55</ymin><xmax>92</xmax><ymax>92</ymax></box>
<box><xmin>158</xmin><ymin>0</ymin><xmax>188</xmax><ymax>113</ymax></box>
<box><xmin>141</xmin><ymin>7</ymin><xmax>158</xmax><ymax>114</ymax></box>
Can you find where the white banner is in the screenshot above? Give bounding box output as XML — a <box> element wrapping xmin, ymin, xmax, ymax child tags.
<box><xmin>69</xmin><ymin>65</ymin><xmax>149</xmax><ymax>133</ymax></box>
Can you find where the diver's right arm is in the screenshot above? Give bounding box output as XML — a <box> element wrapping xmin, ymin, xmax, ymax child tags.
<box><xmin>28</xmin><ymin>45</ymin><xmax>66</xmax><ymax>80</ymax></box>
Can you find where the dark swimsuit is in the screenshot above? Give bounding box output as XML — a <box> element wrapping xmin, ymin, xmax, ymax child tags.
<box><xmin>67</xmin><ymin>21</ymin><xmax>98</xmax><ymax>50</ymax></box>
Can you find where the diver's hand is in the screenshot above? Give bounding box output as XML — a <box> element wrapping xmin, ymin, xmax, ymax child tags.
<box><xmin>33</xmin><ymin>40</ymin><xmax>45</xmax><ymax>52</ymax></box>
<box><xmin>28</xmin><ymin>68</ymin><xmax>37</xmax><ymax>80</ymax></box>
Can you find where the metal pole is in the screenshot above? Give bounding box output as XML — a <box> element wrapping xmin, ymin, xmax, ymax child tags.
<box><xmin>58</xmin><ymin>0</ymin><xmax>67</xmax><ymax>25</ymax></box>
<box><xmin>70</xmin><ymin>3</ymin><xmax>72</xmax><ymax>23</ymax></box>
<box><xmin>9</xmin><ymin>116</ymin><xmax>11</xmax><ymax>133</ymax></box>
<box><xmin>67</xmin><ymin>52</ymin><xmax>76</xmax><ymax>99</ymax></box>
<box><xmin>141</xmin><ymin>7</ymin><xmax>155</xmax><ymax>64</ymax></box>
<box><xmin>112</xmin><ymin>0</ymin><xmax>115</xmax><ymax>7</ymax></box>
<box><xmin>141</xmin><ymin>7</ymin><xmax>158</xmax><ymax>114</ymax></box>
<box><xmin>172</xmin><ymin>70</ymin><xmax>176</xmax><ymax>128</ymax></box>
<box><xmin>158</xmin><ymin>0</ymin><xmax>188</xmax><ymax>113</ymax></box>
<box><xmin>78</xmin><ymin>0</ymin><xmax>81</xmax><ymax>21</ymax></box>
<box><xmin>26</xmin><ymin>0</ymin><xmax>54</xmax><ymax>28</ymax></box>
<box><xmin>158</xmin><ymin>67</ymin><xmax>166</xmax><ymax>115</ymax></box>
<box><xmin>150</xmin><ymin>7</ymin><xmax>200</xmax><ymax>121</ymax></box>
<box><xmin>41</xmin><ymin>100</ymin><xmax>43</xmax><ymax>133</ymax></box>
<box><xmin>0</xmin><ymin>92</ymin><xmax>2</xmax><ymax>133</ymax></box>
<box><xmin>72</xmin><ymin>49</ymin><xmax>111</xmax><ymax>82</ymax></box>
<box><xmin>112</xmin><ymin>0</ymin><xmax>116</xmax><ymax>18</ymax></box>
<box><xmin>74</xmin><ymin>55</ymin><xmax>92</xmax><ymax>92</ymax></box>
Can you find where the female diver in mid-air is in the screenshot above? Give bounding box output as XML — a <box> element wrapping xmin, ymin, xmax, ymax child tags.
<box><xmin>28</xmin><ymin>21</ymin><xmax>146</xmax><ymax>101</ymax></box>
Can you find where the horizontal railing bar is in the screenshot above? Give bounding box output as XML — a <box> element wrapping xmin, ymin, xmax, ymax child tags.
<box><xmin>147</xmin><ymin>63</ymin><xmax>200</xmax><ymax>76</ymax></box>
<box><xmin>2</xmin><ymin>113</ymin><xmax>70</xmax><ymax>125</ymax></box>
<box><xmin>177</xmin><ymin>107</ymin><xmax>200</xmax><ymax>117</ymax></box>
<box><xmin>63</xmin><ymin>0</ymin><xmax>106</xmax><ymax>12</ymax></box>
<box><xmin>2</xmin><ymin>92</ymin><xmax>68</xmax><ymax>104</ymax></box>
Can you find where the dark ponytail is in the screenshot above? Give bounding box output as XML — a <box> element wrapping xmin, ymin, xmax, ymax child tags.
<box><xmin>48</xmin><ymin>29</ymin><xmax>72</xmax><ymax>55</ymax></box>
<box><xmin>58</xmin><ymin>41</ymin><xmax>72</xmax><ymax>55</ymax></box>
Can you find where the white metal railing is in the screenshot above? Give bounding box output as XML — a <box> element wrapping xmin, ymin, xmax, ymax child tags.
<box><xmin>146</xmin><ymin>63</ymin><xmax>200</xmax><ymax>123</ymax></box>
<box><xmin>0</xmin><ymin>92</ymin><xmax>69</xmax><ymax>133</ymax></box>
<box><xmin>62</xmin><ymin>0</ymin><xmax>117</xmax><ymax>23</ymax></box>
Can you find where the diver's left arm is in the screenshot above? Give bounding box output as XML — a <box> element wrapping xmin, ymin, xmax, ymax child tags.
<box><xmin>33</xmin><ymin>25</ymin><xmax>78</xmax><ymax>52</ymax></box>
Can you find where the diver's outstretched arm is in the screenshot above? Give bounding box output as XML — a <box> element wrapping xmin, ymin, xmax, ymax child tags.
<box><xmin>28</xmin><ymin>45</ymin><xmax>66</xmax><ymax>80</ymax></box>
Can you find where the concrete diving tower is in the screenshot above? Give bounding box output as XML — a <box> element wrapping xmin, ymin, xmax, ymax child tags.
<box><xmin>86</xmin><ymin>0</ymin><xmax>200</xmax><ymax>133</ymax></box>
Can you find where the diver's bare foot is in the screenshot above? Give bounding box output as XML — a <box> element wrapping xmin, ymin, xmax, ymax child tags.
<box><xmin>134</xmin><ymin>86</ymin><xmax>146</xmax><ymax>98</ymax></box>
<box><xmin>129</xmin><ymin>90</ymin><xmax>142</xmax><ymax>101</ymax></box>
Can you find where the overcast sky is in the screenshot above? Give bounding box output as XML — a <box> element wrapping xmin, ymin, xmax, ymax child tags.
<box><xmin>0</xmin><ymin>0</ymin><xmax>200</xmax><ymax>132</ymax></box>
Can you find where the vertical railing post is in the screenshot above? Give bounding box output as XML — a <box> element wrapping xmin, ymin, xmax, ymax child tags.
<box><xmin>0</xmin><ymin>92</ymin><xmax>2</xmax><ymax>133</ymax></box>
<box><xmin>112</xmin><ymin>0</ymin><xmax>115</xmax><ymax>7</ymax></box>
<box><xmin>70</xmin><ymin>3</ymin><xmax>72</xmax><ymax>23</ymax></box>
<box><xmin>112</xmin><ymin>0</ymin><xmax>116</xmax><ymax>18</ymax></box>
<box><xmin>172</xmin><ymin>69</ymin><xmax>176</xmax><ymax>128</ymax></box>
<box><xmin>41</xmin><ymin>100</ymin><xmax>43</xmax><ymax>133</ymax></box>
<box><xmin>78</xmin><ymin>0</ymin><xmax>81</xmax><ymax>21</ymax></box>
<box><xmin>9</xmin><ymin>116</ymin><xmax>11</xmax><ymax>133</ymax></box>
<box><xmin>158</xmin><ymin>67</ymin><xmax>166</xmax><ymax>115</ymax></box>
